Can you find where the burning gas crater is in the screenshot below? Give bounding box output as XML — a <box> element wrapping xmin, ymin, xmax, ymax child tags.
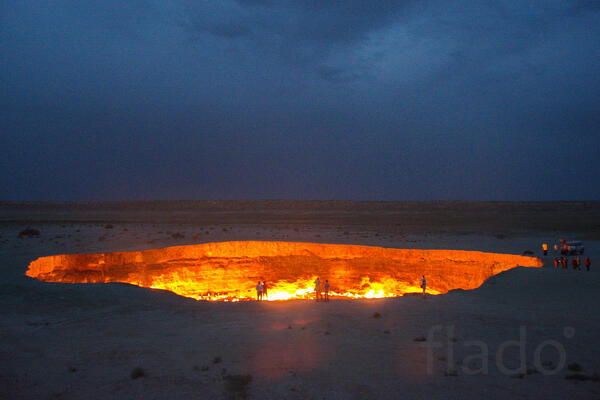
<box><xmin>26</xmin><ymin>241</ymin><xmax>542</xmax><ymax>301</ymax></box>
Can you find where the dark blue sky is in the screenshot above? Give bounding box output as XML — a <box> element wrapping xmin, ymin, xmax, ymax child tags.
<box><xmin>2</xmin><ymin>1</ymin><xmax>599</xmax><ymax>201</ymax></box>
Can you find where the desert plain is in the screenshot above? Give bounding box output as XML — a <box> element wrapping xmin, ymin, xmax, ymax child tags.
<box><xmin>1</xmin><ymin>201</ymin><xmax>600</xmax><ymax>399</ymax></box>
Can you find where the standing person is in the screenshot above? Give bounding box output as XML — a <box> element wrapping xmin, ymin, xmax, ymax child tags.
<box><xmin>554</xmin><ymin>258</ymin><xmax>559</xmax><ymax>269</ymax></box>
<box><xmin>561</xmin><ymin>257</ymin><xmax>567</xmax><ymax>269</ymax></box>
<box><xmin>542</xmin><ymin>243</ymin><xmax>548</xmax><ymax>256</ymax></box>
<box><xmin>561</xmin><ymin>241</ymin><xmax>568</xmax><ymax>255</ymax></box>
<box><xmin>324</xmin><ymin>280</ymin><xmax>330</xmax><ymax>302</ymax></box>
<box><xmin>262</xmin><ymin>281</ymin><xmax>268</xmax><ymax>300</ymax></box>
<box><xmin>572</xmin><ymin>258</ymin><xmax>578</xmax><ymax>270</ymax></box>
<box><xmin>420</xmin><ymin>275</ymin><xmax>427</xmax><ymax>297</ymax></box>
<box><xmin>255</xmin><ymin>281</ymin><xmax>263</xmax><ymax>301</ymax></box>
<box><xmin>585</xmin><ymin>256</ymin><xmax>591</xmax><ymax>271</ymax></box>
<box><xmin>314</xmin><ymin>277</ymin><xmax>321</xmax><ymax>302</ymax></box>
<box><xmin>576</xmin><ymin>256</ymin><xmax>581</xmax><ymax>270</ymax></box>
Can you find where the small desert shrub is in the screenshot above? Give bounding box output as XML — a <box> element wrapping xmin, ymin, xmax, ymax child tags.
<box><xmin>223</xmin><ymin>374</ymin><xmax>252</xmax><ymax>398</ymax></box>
<box><xmin>444</xmin><ymin>369</ymin><xmax>458</xmax><ymax>376</ymax></box>
<box><xmin>372</xmin><ymin>312</ymin><xmax>381</xmax><ymax>319</ymax></box>
<box><xmin>413</xmin><ymin>336</ymin><xmax>427</xmax><ymax>342</ymax></box>
<box><xmin>565</xmin><ymin>373</ymin><xmax>599</xmax><ymax>382</ymax></box>
<box><xmin>130</xmin><ymin>367</ymin><xmax>146</xmax><ymax>379</ymax></box>
<box><xmin>18</xmin><ymin>228</ymin><xmax>40</xmax><ymax>238</ymax></box>
<box><xmin>526</xmin><ymin>367</ymin><xmax>539</xmax><ymax>375</ymax></box>
<box><xmin>568</xmin><ymin>362</ymin><xmax>582</xmax><ymax>372</ymax></box>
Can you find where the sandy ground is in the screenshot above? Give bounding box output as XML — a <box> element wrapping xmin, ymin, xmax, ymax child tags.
<box><xmin>1</xmin><ymin>201</ymin><xmax>599</xmax><ymax>399</ymax></box>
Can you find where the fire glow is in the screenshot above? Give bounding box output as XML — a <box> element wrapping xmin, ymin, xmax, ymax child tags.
<box><xmin>26</xmin><ymin>241</ymin><xmax>542</xmax><ymax>301</ymax></box>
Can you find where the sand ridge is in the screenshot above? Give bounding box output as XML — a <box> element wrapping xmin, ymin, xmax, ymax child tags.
<box><xmin>1</xmin><ymin>201</ymin><xmax>599</xmax><ymax>399</ymax></box>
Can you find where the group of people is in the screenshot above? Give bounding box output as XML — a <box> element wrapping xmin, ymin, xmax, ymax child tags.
<box><xmin>255</xmin><ymin>281</ymin><xmax>268</xmax><ymax>300</ymax></box>
<box><xmin>254</xmin><ymin>276</ymin><xmax>429</xmax><ymax>301</ymax></box>
<box><xmin>554</xmin><ymin>256</ymin><xmax>591</xmax><ymax>271</ymax></box>
<box><xmin>313</xmin><ymin>277</ymin><xmax>330</xmax><ymax>301</ymax></box>
<box><xmin>254</xmin><ymin>278</ymin><xmax>333</xmax><ymax>301</ymax></box>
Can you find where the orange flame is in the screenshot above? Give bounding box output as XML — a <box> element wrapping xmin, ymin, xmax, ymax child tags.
<box><xmin>26</xmin><ymin>241</ymin><xmax>542</xmax><ymax>301</ymax></box>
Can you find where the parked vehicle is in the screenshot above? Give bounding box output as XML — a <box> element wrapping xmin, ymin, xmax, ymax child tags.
<box><xmin>561</xmin><ymin>240</ymin><xmax>584</xmax><ymax>255</ymax></box>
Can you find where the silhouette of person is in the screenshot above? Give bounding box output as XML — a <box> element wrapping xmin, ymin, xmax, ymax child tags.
<box><xmin>262</xmin><ymin>281</ymin><xmax>268</xmax><ymax>300</ymax></box>
<box><xmin>256</xmin><ymin>281</ymin><xmax>263</xmax><ymax>301</ymax></box>
<box><xmin>314</xmin><ymin>277</ymin><xmax>321</xmax><ymax>301</ymax></box>
<box><xmin>421</xmin><ymin>275</ymin><xmax>427</xmax><ymax>297</ymax></box>
<box><xmin>585</xmin><ymin>257</ymin><xmax>591</xmax><ymax>271</ymax></box>
<box><xmin>324</xmin><ymin>280</ymin><xmax>330</xmax><ymax>302</ymax></box>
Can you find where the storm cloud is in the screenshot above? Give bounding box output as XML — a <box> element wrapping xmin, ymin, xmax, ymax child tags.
<box><xmin>2</xmin><ymin>0</ymin><xmax>599</xmax><ymax>200</ymax></box>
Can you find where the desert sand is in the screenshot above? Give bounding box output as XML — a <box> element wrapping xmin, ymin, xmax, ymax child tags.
<box><xmin>1</xmin><ymin>201</ymin><xmax>599</xmax><ymax>399</ymax></box>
